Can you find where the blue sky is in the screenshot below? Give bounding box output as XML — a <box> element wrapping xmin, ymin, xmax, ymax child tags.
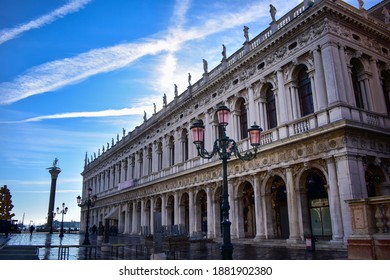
<box><xmin>0</xmin><ymin>0</ymin><xmax>381</xmax><ymax>226</ymax></box>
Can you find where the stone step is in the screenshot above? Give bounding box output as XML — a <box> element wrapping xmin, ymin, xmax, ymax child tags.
<box><xmin>0</xmin><ymin>246</ymin><xmax>39</xmax><ymax>260</ymax></box>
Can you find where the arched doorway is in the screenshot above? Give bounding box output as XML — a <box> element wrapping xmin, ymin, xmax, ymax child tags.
<box><xmin>166</xmin><ymin>195</ymin><xmax>175</xmax><ymax>227</ymax></box>
<box><xmin>144</xmin><ymin>200</ymin><xmax>151</xmax><ymax>235</ymax></box>
<box><xmin>179</xmin><ymin>193</ymin><xmax>189</xmax><ymax>235</ymax></box>
<box><xmin>154</xmin><ymin>197</ymin><xmax>162</xmax><ymax>235</ymax></box>
<box><xmin>241</xmin><ymin>182</ymin><xmax>256</xmax><ymax>238</ymax></box>
<box><xmin>306</xmin><ymin>170</ymin><xmax>332</xmax><ymax>240</ymax></box>
<box><xmin>271</xmin><ymin>176</ymin><xmax>289</xmax><ymax>239</ymax></box>
<box><xmin>195</xmin><ymin>190</ymin><xmax>207</xmax><ymax>236</ymax></box>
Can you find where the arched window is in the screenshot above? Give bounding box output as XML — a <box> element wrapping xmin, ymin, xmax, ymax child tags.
<box><xmin>131</xmin><ymin>156</ymin><xmax>135</xmax><ymax>179</ymax></box>
<box><xmin>350</xmin><ymin>58</ymin><xmax>366</xmax><ymax>109</ymax></box>
<box><xmin>157</xmin><ymin>142</ymin><xmax>163</xmax><ymax>171</ymax></box>
<box><xmin>297</xmin><ymin>66</ymin><xmax>314</xmax><ymax>116</ymax></box>
<box><xmin>182</xmin><ymin>129</ymin><xmax>189</xmax><ymax>162</ymax></box>
<box><xmin>265</xmin><ymin>84</ymin><xmax>277</xmax><ymax>129</ymax></box>
<box><xmin>169</xmin><ymin>136</ymin><xmax>175</xmax><ymax>166</ymax></box>
<box><xmin>238</xmin><ymin>98</ymin><xmax>248</xmax><ymax>140</ymax></box>
<box><xmin>138</xmin><ymin>151</ymin><xmax>143</xmax><ymax>178</ymax></box>
<box><xmin>147</xmin><ymin>146</ymin><xmax>153</xmax><ymax>175</ymax></box>
<box><xmin>118</xmin><ymin>162</ymin><xmax>121</xmax><ymax>183</ymax></box>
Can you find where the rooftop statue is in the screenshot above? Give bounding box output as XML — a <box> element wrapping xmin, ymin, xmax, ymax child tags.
<box><xmin>163</xmin><ymin>93</ymin><xmax>167</xmax><ymax>106</ymax></box>
<box><xmin>203</xmin><ymin>59</ymin><xmax>208</xmax><ymax>73</ymax></box>
<box><xmin>270</xmin><ymin>4</ymin><xmax>277</xmax><ymax>22</ymax></box>
<box><xmin>222</xmin><ymin>44</ymin><xmax>227</xmax><ymax>60</ymax></box>
<box><xmin>243</xmin><ymin>26</ymin><xmax>249</xmax><ymax>42</ymax></box>
<box><xmin>174</xmin><ymin>84</ymin><xmax>178</xmax><ymax>97</ymax></box>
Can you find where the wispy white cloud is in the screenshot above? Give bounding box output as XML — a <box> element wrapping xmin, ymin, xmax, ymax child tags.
<box><xmin>2</xmin><ymin>106</ymin><xmax>151</xmax><ymax>123</ymax></box>
<box><xmin>0</xmin><ymin>0</ymin><xmax>92</xmax><ymax>45</ymax></box>
<box><xmin>0</xmin><ymin>0</ymin><xmax>300</xmax><ymax>107</ymax></box>
<box><xmin>0</xmin><ymin>39</ymin><xmax>171</xmax><ymax>105</ymax></box>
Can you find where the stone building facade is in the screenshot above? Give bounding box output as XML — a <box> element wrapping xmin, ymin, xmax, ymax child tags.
<box><xmin>80</xmin><ymin>0</ymin><xmax>390</xmax><ymax>249</ymax></box>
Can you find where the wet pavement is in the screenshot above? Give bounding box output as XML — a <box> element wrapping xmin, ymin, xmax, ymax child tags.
<box><xmin>0</xmin><ymin>232</ymin><xmax>348</xmax><ymax>260</ymax></box>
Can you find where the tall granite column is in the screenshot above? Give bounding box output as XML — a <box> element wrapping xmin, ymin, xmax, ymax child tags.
<box><xmin>46</xmin><ymin>159</ymin><xmax>61</xmax><ymax>233</ymax></box>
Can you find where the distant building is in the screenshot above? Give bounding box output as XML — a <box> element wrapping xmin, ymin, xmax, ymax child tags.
<box><xmin>80</xmin><ymin>0</ymin><xmax>390</xmax><ymax>258</ymax></box>
<box><xmin>52</xmin><ymin>220</ymin><xmax>80</xmax><ymax>231</ymax></box>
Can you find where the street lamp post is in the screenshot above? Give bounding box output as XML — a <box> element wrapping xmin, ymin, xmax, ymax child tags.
<box><xmin>190</xmin><ymin>105</ymin><xmax>262</xmax><ymax>260</ymax></box>
<box><xmin>77</xmin><ymin>187</ymin><xmax>97</xmax><ymax>245</ymax></box>
<box><xmin>57</xmin><ymin>203</ymin><xmax>68</xmax><ymax>238</ymax></box>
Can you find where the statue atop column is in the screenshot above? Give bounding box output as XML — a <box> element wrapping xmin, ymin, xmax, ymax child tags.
<box><xmin>46</xmin><ymin>158</ymin><xmax>61</xmax><ymax>233</ymax></box>
<box><xmin>52</xmin><ymin>158</ymin><xmax>58</xmax><ymax>168</ymax></box>
<box><xmin>188</xmin><ymin>73</ymin><xmax>192</xmax><ymax>86</ymax></box>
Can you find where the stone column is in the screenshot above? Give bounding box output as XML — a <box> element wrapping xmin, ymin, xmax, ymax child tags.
<box><xmin>253</xmin><ymin>175</ymin><xmax>265</xmax><ymax>239</ymax></box>
<box><xmin>206</xmin><ymin>186</ymin><xmax>215</xmax><ymax>238</ymax></box>
<box><xmin>276</xmin><ymin>69</ymin><xmax>288</xmax><ymax>124</ymax></box>
<box><xmin>338</xmin><ymin>45</ymin><xmax>354</xmax><ymax>104</ymax></box>
<box><xmin>326</xmin><ymin>157</ymin><xmax>344</xmax><ymax>242</ymax></box>
<box><xmin>161</xmin><ymin>194</ymin><xmax>167</xmax><ymax>227</ymax></box>
<box><xmin>174</xmin><ymin>129</ymin><xmax>181</xmax><ymax>165</ymax></box>
<box><xmin>104</xmin><ymin>170</ymin><xmax>109</xmax><ymax>191</ymax></box>
<box><xmin>123</xmin><ymin>203</ymin><xmax>130</xmax><ymax>234</ymax></box>
<box><xmin>174</xmin><ymin>192</ymin><xmax>179</xmax><ymax>225</ymax></box>
<box><xmin>258</xmin><ymin>99</ymin><xmax>266</xmax><ymax>131</ymax></box>
<box><xmin>162</xmin><ymin>136</ymin><xmax>169</xmax><ymax>170</ymax></box>
<box><xmin>131</xmin><ymin>201</ymin><xmax>137</xmax><ymax>234</ymax></box>
<box><xmin>150</xmin><ymin>197</ymin><xmax>155</xmax><ymax>235</ymax></box>
<box><xmin>287</xmin><ymin>82</ymin><xmax>299</xmax><ymax>119</ymax></box>
<box><xmin>309</xmin><ymin>71</ymin><xmax>318</xmax><ymax>112</ymax></box>
<box><xmin>247</xmin><ymin>85</ymin><xmax>256</xmax><ymax>126</ymax></box>
<box><xmin>373</xmin><ymin>62</ymin><xmax>384</xmax><ymax>108</ymax></box>
<box><xmin>126</xmin><ymin>157</ymin><xmax>131</xmax><ymax>181</ymax></box>
<box><xmin>187</xmin><ymin>123</ymin><xmax>195</xmax><ymax>160</ymax></box>
<box><xmin>321</xmin><ymin>41</ymin><xmax>347</xmax><ymax>104</ymax></box>
<box><xmin>142</xmin><ymin>147</ymin><xmax>148</xmax><ymax>176</ymax></box>
<box><xmin>47</xmin><ymin>167</ymin><xmax>61</xmax><ymax>233</ymax></box>
<box><xmin>109</xmin><ymin>166</ymin><xmax>114</xmax><ymax>189</ymax></box>
<box><xmin>205</xmin><ymin>110</ymin><xmax>212</xmax><ymax>151</ymax></box>
<box><xmin>312</xmin><ymin>47</ymin><xmax>328</xmax><ymax>110</ymax></box>
<box><xmin>285</xmin><ymin>167</ymin><xmax>300</xmax><ymax>242</ymax></box>
<box><xmin>335</xmin><ymin>154</ymin><xmax>366</xmax><ymax>240</ymax></box>
<box><xmin>140</xmin><ymin>200</ymin><xmax>145</xmax><ymax>233</ymax></box>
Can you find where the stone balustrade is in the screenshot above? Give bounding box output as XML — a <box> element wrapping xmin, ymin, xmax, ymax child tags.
<box><xmin>347</xmin><ymin>196</ymin><xmax>390</xmax><ymax>259</ymax></box>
